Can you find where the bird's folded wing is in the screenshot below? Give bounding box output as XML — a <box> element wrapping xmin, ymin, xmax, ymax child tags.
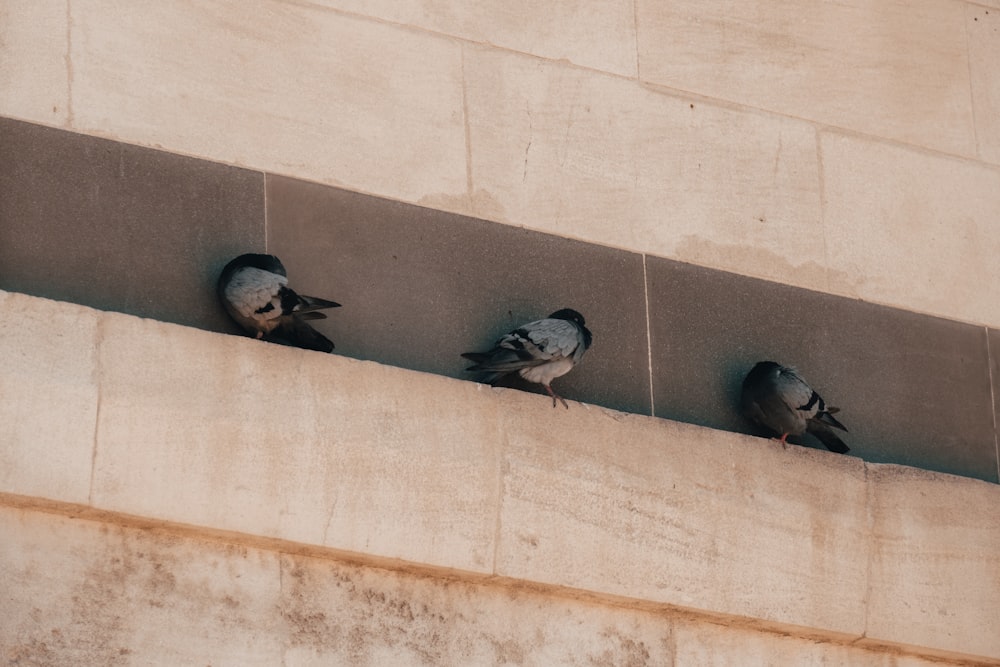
<box><xmin>521</xmin><ymin>318</ymin><xmax>582</xmax><ymax>358</ymax></box>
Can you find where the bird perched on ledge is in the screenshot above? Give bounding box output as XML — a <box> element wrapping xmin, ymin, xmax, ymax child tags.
<box><xmin>462</xmin><ymin>308</ymin><xmax>592</xmax><ymax>409</ymax></box>
<box><xmin>217</xmin><ymin>253</ymin><xmax>340</xmax><ymax>353</ymax></box>
<box><xmin>740</xmin><ymin>361</ymin><xmax>850</xmax><ymax>453</ymax></box>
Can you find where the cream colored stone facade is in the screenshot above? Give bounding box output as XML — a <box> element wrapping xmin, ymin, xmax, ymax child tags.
<box><xmin>3</xmin><ymin>0</ymin><xmax>1000</xmax><ymax>325</ymax></box>
<box><xmin>2</xmin><ymin>292</ymin><xmax>999</xmax><ymax>664</ymax></box>
<box><xmin>2</xmin><ymin>0</ymin><xmax>1000</xmax><ymax>663</ymax></box>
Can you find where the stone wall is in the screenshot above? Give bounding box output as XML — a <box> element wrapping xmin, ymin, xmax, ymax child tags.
<box><xmin>2</xmin><ymin>0</ymin><xmax>1000</xmax><ymax>663</ymax></box>
<box><xmin>2</xmin><ymin>291</ymin><xmax>999</xmax><ymax>664</ymax></box>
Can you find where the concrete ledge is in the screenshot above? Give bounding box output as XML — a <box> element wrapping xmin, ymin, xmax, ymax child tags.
<box><xmin>2</xmin><ymin>291</ymin><xmax>998</xmax><ymax>662</ymax></box>
<box><xmin>0</xmin><ymin>290</ymin><xmax>98</xmax><ymax>504</ymax></box>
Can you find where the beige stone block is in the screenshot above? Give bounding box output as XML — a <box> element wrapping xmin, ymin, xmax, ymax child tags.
<box><xmin>671</xmin><ymin>617</ymin><xmax>948</xmax><ymax>667</ymax></box>
<box><xmin>0</xmin><ymin>291</ymin><xmax>97</xmax><ymax>503</ymax></box>
<box><xmin>821</xmin><ymin>132</ymin><xmax>1000</xmax><ymax>328</ymax></box>
<box><xmin>636</xmin><ymin>0</ymin><xmax>976</xmax><ymax>157</ymax></box>
<box><xmin>866</xmin><ymin>466</ymin><xmax>1000</xmax><ymax>661</ymax></box>
<box><xmin>0</xmin><ymin>507</ymin><xmax>284</xmax><ymax>665</ymax></box>
<box><xmin>69</xmin><ymin>0</ymin><xmax>466</xmax><ymax>204</ymax></box>
<box><xmin>0</xmin><ymin>0</ymin><xmax>68</xmax><ymax>126</ymax></box>
<box><xmin>277</xmin><ymin>551</ymin><xmax>676</xmax><ymax>666</ymax></box>
<box><xmin>1</xmin><ymin>505</ymin><xmax>976</xmax><ymax>666</ymax></box>
<box><xmin>317</xmin><ymin>369</ymin><xmax>502</xmax><ymax>572</ymax></box>
<box><xmin>309</xmin><ymin>0</ymin><xmax>637</xmax><ymax>77</ymax></box>
<box><xmin>90</xmin><ymin>311</ymin><xmax>500</xmax><ymax>573</ymax></box>
<box><xmin>493</xmin><ymin>394</ymin><xmax>871</xmax><ymax>635</ymax></box>
<box><xmin>463</xmin><ymin>46</ymin><xmax>828</xmax><ymax>292</ymax></box>
<box><xmin>968</xmin><ymin>4</ymin><xmax>1000</xmax><ymax>165</ymax></box>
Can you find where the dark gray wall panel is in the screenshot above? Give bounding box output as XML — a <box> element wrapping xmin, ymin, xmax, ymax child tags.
<box><xmin>647</xmin><ymin>258</ymin><xmax>997</xmax><ymax>483</ymax></box>
<box><xmin>2</xmin><ymin>118</ymin><xmax>996</xmax><ymax>482</ymax></box>
<box><xmin>0</xmin><ymin>118</ymin><xmax>264</xmax><ymax>332</ymax></box>
<box><xmin>265</xmin><ymin>175</ymin><xmax>651</xmax><ymax>415</ymax></box>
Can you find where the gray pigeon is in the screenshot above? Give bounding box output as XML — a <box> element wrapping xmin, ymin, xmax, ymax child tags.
<box><xmin>462</xmin><ymin>308</ymin><xmax>593</xmax><ymax>409</ymax></box>
<box><xmin>217</xmin><ymin>253</ymin><xmax>340</xmax><ymax>353</ymax></box>
<box><xmin>740</xmin><ymin>361</ymin><xmax>849</xmax><ymax>453</ymax></box>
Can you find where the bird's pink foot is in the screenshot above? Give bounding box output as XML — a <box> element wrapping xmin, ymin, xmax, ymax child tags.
<box><xmin>544</xmin><ymin>384</ymin><xmax>570</xmax><ymax>409</ymax></box>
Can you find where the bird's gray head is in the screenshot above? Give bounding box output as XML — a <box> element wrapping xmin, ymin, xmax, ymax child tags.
<box><xmin>744</xmin><ymin>360</ymin><xmax>782</xmax><ymax>385</ymax></box>
<box><xmin>548</xmin><ymin>308</ymin><xmax>586</xmax><ymax>326</ymax></box>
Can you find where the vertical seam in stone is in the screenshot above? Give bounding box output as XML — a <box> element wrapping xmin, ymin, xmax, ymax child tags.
<box><xmin>665</xmin><ymin>621</ymin><xmax>677</xmax><ymax>667</ymax></box>
<box><xmin>88</xmin><ymin>314</ymin><xmax>104</xmax><ymax>506</ymax></box>
<box><xmin>263</xmin><ymin>172</ymin><xmax>270</xmax><ymax>252</ymax></box>
<box><xmin>962</xmin><ymin>4</ymin><xmax>981</xmax><ymax>159</ymax></box>
<box><xmin>461</xmin><ymin>43</ymin><xmax>474</xmax><ymax>200</ymax></box>
<box><xmin>65</xmin><ymin>0</ymin><xmax>74</xmax><ymax>128</ymax></box>
<box><xmin>491</xmin><ymin>416</ymin><xmax>508</xmax><ymax>576</ymax></box>
<box><xmin>321</xmin><ymin>469</ymin><xmax>338</xmax><ymax>548</ymax></box>
<box><xmin>642</xmin><ymin>254</ymin><xmax>655</xmax><ymax>417</ymax></box>
<box><xmin>815</xmin><ymin>128</ymin><xmax>832</xmax><ymax>293</ymax></box>
<box><xmin>859</xmin><ymin>461</ymin><xmax>876</xmax><ymax>642</ymax></box>
<box><xmin>277</xmin><ymin>553</ymin><xmax>289</xmax><ymax>667</ymax></box>
<box><xmin>632</xmin><ymin>0</ymin><xmax>641</xmax><ymax>81</ymax></box>
<box><xmin>986</xmin><ymin>326</ymin><xmax>999</xmax><ymax>482</ymax></box>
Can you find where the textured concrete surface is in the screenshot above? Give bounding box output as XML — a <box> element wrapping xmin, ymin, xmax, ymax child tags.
<box><xmin>68</xmin><ymin>0</ymin><xmax>467</xmax><ymax>204</ymax></box>
<box><xmin>313</xmin><ymin>0</ymin><xmax>638</xmax><ymax>77</ymax></box>
<box><xmin>4</xmin><ymin>119</ymin><xmax>1000</xmax><ymax>483</ymax></box>
<box><xmin>2</xmin><ymin>0</ymin><xmax>999</xmax><ymax>331</ymax></box>
<box><xmin>90</xmin><ymin>312</ymin><xmax>501</xmax><ymax>573</ymax></box>
<box><xmin>866</xmin><ymin>466</ymin><xmax>1000</xmax><ymax>659</ymax></box>
<box><xmin>2</xmin><ymin>0</ymin><xmax>1000</xmax><ymax>657</ymax></box>
<box><xmin>463</xmin><ymin>44</ymin><xmax>828</xmax><ymax>294</ymax></box>
<box><xmin>636</xmin><ymin>0</ymin><xmax>976</xmax><ymax>157</ymax></box>
<box><xmin>0</xmin><ymin>0</ymin><xmax>67</xmax><ymax>127</ymax></box>
<box><xmin>0</xmin><ymin>506</ymin><xmax>287</xmax><ymax>666</ymax></box>
<box><xmin>670</xmin><ymin>621</ymin><xmax>961</xmax><ymax>667</ymax></box>
<box><xmin>1</xmin><ymin>506</ymin><xmax>965</xmax><ymax>667</ymax></box>
<box><xmin>822</xmin><ymin>131</ymin><xmax>1000</xmax><ymax>329</ymax></box>
<box><xmin>967</xmin><ymin>4</ymin><xmax>1000</xmax><ymax>164</ymax></box>
<box><xmin>494</xmin><ymin>403</ymin><xmax>870</xmax><ymax>636</ymax></box>
<box><xmin>0</xmin><ymin>292</ymin><xmax>98</xmax><ymax>504</ymax></box>
<box><xmin>1</xmin><ymin>292</ymin><xmax>999</xmax><ymax>662</ymax></box>
<box><xmin>0</xmin><ymin>117</ymin><xmax>264</xmax><ymax>333</ymax></box>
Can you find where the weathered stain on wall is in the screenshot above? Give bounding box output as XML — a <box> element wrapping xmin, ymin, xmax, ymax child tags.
<box><xmin>2</xmin><ymin>0</ymin><xmax>1000</xmax><ymax>662</ymax></box>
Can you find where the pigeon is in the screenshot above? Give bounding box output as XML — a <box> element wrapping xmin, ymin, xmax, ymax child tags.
<box><xmin>740</xmin><ymin>361</ymin><xmax>850</xmax><ymax>453</ymax></box>
<box><xmin>462</xmin><ymin>308</ymin><xmax>593</xmax><ymax>409</ymax></box>
<box><xmin>217</xmin><ymin>253</ymin><xmax>340</xmax><ymax>353</ymax></box>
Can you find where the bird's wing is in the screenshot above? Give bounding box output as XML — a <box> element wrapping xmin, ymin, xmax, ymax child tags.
<box><xmin>741</xmin><ymin>364</ymin><xmax>814</xmax><ymax>435</ymax></box>
<box><xmin>519</xmin><ymin>317</ymin><xmax>584</xmax><ymax>357</ymax></box>
<box><xmin>772</xmin><ymin>367</ymin><xmax>817</xmax><ymax>415</ymax></box>
<box><xmin>464</xmin><ymin>318</ymin><xmax>583</xmax><ymax>373</ymax></box>
<box><xmin>224</xmin><ymin>267</ymin><xmax>288</xmax><ymax>322</ymax></box>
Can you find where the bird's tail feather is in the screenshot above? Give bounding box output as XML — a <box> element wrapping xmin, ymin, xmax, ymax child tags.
<box><xmin>268</xmin><ymin>319</ymin><xmax>334</xmax><ymax>353</ymax></box>
<box><xmin>807</xmin><ymin>419</ymin><xmax>850</xmax><ymax>454</ymax></box>
<box><xmin>816</xmin><ymin>409</ymin><xmax>848</xmax><ymax>432</ymax></box>
<box><xmin>461</xmin><ymin>352</ymin><xmax>490</xmax><ymax>367</ymax></box>
<box><xmin>461</xmin><ymin>349</ymin><xmax>543</xmax><ymax>374</ymax></box>
<box><xmin>461</xmin><ymin>353</ymin><xmax>507</xmax><ymax>384</ymax></box>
